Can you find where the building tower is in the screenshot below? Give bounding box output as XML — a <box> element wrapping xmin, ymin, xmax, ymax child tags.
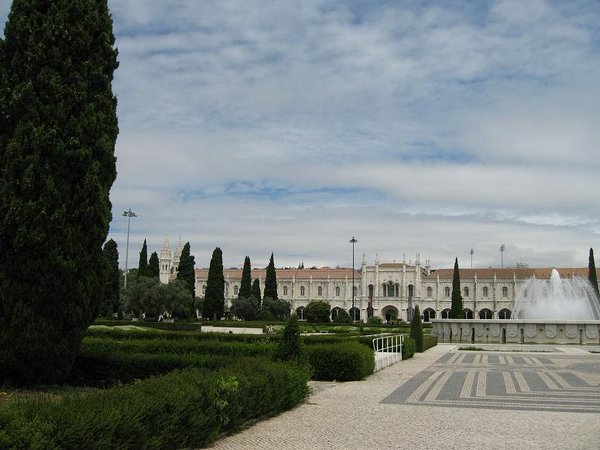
<box><xmin>159</xmin><ymin>235</ymin><xmax>172</xmax><ymax>284</ymax></box>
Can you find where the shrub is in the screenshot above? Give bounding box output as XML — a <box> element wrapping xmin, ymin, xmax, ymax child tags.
<box><xmin>333</xmin><ymin>309</ymin><xmax>352</xmax><ymax>324</ymax></box>
<box><xmin>423</xmin><ymin>334</ymin><xmax>438</xmax><ymax>352</ymax></box>
<box><xmin>367</xmin><ymin>316</ymin><xmax>382</xmax><ymax>325</ymax></box>
<box><xmin>257</xmin><ymin>310</ymin><xmax>275</xmax><ymax>321</ymax></box>
<box><xmin>402</xmin><ymin>336</ymin><xmax>416</xmax><ymax>359</ymax></box>
<box><xmin>274</xmin><ymin>315</ymin><xmax>306</xmax><ymax>363</ymax></box>
<box><xmin>308</xmin><ymin>342</ymin><xmax>374</xmax><ymax>381</ymax></box>
<box><xmin>410</xmin><ymin>305</ymin><xmax>424</xmax><ymax>352</ymax></box>
<box><xmin>304</xmin><ymin>301</ymin><xmax>331</xmax><ymax>323</ymax></box>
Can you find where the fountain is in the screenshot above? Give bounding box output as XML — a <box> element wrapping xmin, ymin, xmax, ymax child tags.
<box><xmin>431</xmin><ymin>269</ymin><xmax>600</xmax><ymax>345</ymax></box>
<box><xmin>513</xmin><ymin>269</ymin><xmax>600</xmax><ymax>320</ymax></box>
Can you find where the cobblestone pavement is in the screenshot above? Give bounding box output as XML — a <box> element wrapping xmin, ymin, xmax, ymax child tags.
<box><xmin>207</xmin><ymin>345</ymin><xmax>600</xmax><ymax>449</ymax></box>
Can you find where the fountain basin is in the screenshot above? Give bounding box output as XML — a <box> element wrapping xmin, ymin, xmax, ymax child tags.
<box><xmin>431</xmin><ymin>319</ymin><xmax>600</xmax><ymax>345</ymax></box>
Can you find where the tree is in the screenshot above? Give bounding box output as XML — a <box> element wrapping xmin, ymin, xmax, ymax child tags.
<box><xmin>450</xmin><ymin>258</ymin><xmax>464</xmax><ymax>319</ymax></box>
<box><xmin>148</xmin><ymin>251</ymin><xmax>160</xmax><ymax>279</ymax></box>
<box><xmin>588</xmin><ymin>248</ymin><xmax>599</xmax><ymax>300</ymax></box>
<box><xmin>100</xmin><ymin>239</ymin><xmax>120</xmax><ymax>317</ymax></box>
<box><xmin>333</xmin><ymin>309</ymin><xmax>352</xmax><ymax>324</ymax></box>
<box><xmin>264</xmin><ymin>253</ymin><xmax>278</xmax><ymax>300</ymax></box>
<box><xmin>274</xmin><ymin>314</ymin><xmax>306</xmax><ymax>362</ymax></box>
<box><xmin>122</xmin><ymin>278</ymin><xmax>192</xmax><ymax>319</ymax></box>
<box><xmin>176</xmin><ymin>242</ymin><xmax>195</xmax><ymax>300</ymax></box>
<box><xmin>0</xmin><ymin>0</ymin><xmax>118</xmax><ymax>385</ymax></box>
<box><xmin>230</xmin><ymin>296</ymin><xmax>259</xmax><ymax>321</ymax></box>
<box><xmin>203</xmin><ymin>247</ymin><xmax>224</xmax><ymax>319</ymax></box>
<box><xmin>304</xmin><ymin>301</ymin><xmax>331</xmax><ymax>323</ymax></box>
<box><xmin>410</xmin><ymin>305</ymin><xmax>424</xmax><ymax>352</ymax></box>
<box><xmin>262</xmin><ymin>297</ymin><xmax>291</xmax><ymax>321</ymax></box>
<box><xmin>251</xmin><ymin>279</ymin><xmax>262</xmax><ymax>303</ymax></box>
<box><xmin>239</xmin><ymin>256</ymin><xmax>252</xmax><ymax>299</ymax></box>
<box><xmin>138</xmin><ymin>239</ymin><xmax>148</xmax><ymax>278</ymax></box>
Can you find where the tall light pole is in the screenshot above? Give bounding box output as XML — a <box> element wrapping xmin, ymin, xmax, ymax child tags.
<box><xmin>122</xmin><ymin>208</ymin><xmax>137</xmax><ymax>289</ymax></box>
<box><xmin>500</xmin><ymin>243</ymin><xmax>505</xmax><ymax>269</ymax></box>
<box><xmin>350</xmin><ymin>237</ymin><xmax>358</xmax><ymax>322</ymax></box>
<box><xmin>470</xmin><ymin>248</ymin><xmax>474</xmax><ymax>269</ymax></box>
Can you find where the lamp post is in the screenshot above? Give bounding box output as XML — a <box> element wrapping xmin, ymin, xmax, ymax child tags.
<box><xmin>122</xmin><ymin>208</ymin><xmax>137</xmax><ymax>289</ymax></box>
<box><xmin>500</xmin><ymin>243</ymin><xmax>505</xmax><ymax>269</ymax></box>
<box><xmin>470</xmin><ymin>248</ymin><xmax>474</xmax><ymax>269</ymax></box>
<box><xmin>349</xmin><ymin>237</ymin><xmax>358</xmax><ymax>321</ymax></box>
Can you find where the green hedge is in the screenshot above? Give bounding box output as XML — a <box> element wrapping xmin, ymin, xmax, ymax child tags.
<box><xmin>402</xmin><ymin>336</ymin><xmax>416</xmax><ymax>359</ymax></box>
<box><xmin>0</xmin><ymin>360</ymin><xmax>310</xmax><ymax>450</ymax></box>
<box><xmin>93</xmin><ymin>319</ymin><xmax>202</xmax><ymax>331</ymax></box>
<box><xmin>87</xmin><ymin>327</ymin><xmax>272</xmax><ymax>343</ymax></box>
<box><xmin>308</xmin><ymin>342</ymin><xmax>374</xmax><ymax>381</ymax></box>
<box><xmin>422</xmin><ymin>334</ymin><xmax>438</xmax><ymax>352</ymax></box>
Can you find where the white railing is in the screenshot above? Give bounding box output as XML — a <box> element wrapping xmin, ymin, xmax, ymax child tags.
<box><xmin>372</xmin><ymin>334</ymin><xmax>403</xmax><ymax>371</ymax></box>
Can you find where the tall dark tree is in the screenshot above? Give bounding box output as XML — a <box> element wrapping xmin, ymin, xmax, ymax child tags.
<box><xmin>148</xmin><ymin>251</ymin><xmax>160</xmax><ymax>279</ymax></box>
<box><xmin>588</xmin><ymin>248</ymin><xmax>599</xmax><ymax>300</ymax></box>
<box><xmin>450</xmin><ymin>258</ymin><xmax>464</xmax><ymax>319</ymax></box>
<box><xmin>264</xmin><ymin>253</ymin><xmax>278</xmax><ymax>300</ymax></box>
<box><xmin>176</xmin><ymin>242</ymin><xmax>195</xmax><ymax>300</ymax></box>
<box><xmin>410</xmin><ymin>305</ymin><xmax>424</xmax><ymax>352</ymax></box>
<box><xmin>251</xmin><ymin>278</ymin><xmax>262</xmax><ymax>302</ymax></box>
<box><xmin>203</xmin><ymin>247</ymin><xmax>224</xmax><ymax>319</ymax></box>
<box><xmin>0</xmin><ymin>0</ymin><xmax>118</xmax><ymax>385</ymax></box>
<box><xmin>101</xmin><ymin>239</ymin><xmax>120</xmax><ymax>317</ymax></box>
<box><xmin>239</xmin><ymin>256</ymin><xmax>252</xmax><ymax>299</ymax></box>
<box><xmin>138</xmin><ymin>239</ymin><xmax>148</xmax><ymax>278</ymax></box>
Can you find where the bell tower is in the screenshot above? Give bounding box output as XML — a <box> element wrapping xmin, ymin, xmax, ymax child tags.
<box><xmin>159</xmin><ymin>235</ymin><xmax>172</xmax><ymax>284</ymax></box>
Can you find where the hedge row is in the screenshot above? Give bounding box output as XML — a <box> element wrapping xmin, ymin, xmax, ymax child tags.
<box><xmin>0</xmin><ymin>360</ymin><xmax>310</xmax><ymax>450</ymax></box>
<box><xmin>308</xmin><ymin>342</ymin><xmax>375</xmax><ymax>381</ymax></box>
<box><xmin>87</xmin><ymin>327</ymin><xmax>272</xmax><ymax>343</ymax></box>
<box><xmin>93</xmin><ymin>319</ymin><xmax>202</xmax><ymax>331</ymax></box>
<box><xmin>422</xmin><ymin>334</ymin><xmax>438</xmax><ymax>352</ymax></box>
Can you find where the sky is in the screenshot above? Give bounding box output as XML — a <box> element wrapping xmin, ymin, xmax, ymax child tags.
<box><xmin>1</xmin><ymin>0</ymin><xmax>599</xmax><ymax>271</ymax></box>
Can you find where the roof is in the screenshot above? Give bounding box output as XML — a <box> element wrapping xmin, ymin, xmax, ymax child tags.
<box><xmin>424</xmin><ymin>267</ymin><xmax>599</xmax><ymax>281</ymax></box>
<box><xmin>195</xmin><ymin>267</ymin><xmax>361</xmax><ymax>281</ymax></box>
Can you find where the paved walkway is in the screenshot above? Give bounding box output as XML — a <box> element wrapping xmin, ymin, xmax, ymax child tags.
<box><xmin>208</xmin><ymin>344</ymin><xmax>600</xmax><ymax>449</ymax></box>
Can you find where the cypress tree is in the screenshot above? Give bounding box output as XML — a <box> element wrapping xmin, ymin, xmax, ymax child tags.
<box><xmin>101</xmin><ymin>239</ymin><xmax>120</xmax><ymax>316</ymax></box>
<box><xmin>0</xmin><ymin>0</ymin><xmax>118</xmax><ymax>385</ymax></box>
<box><xmin>148</xmin><ymin>251</ymin><xmax>160</xmax><ymax>279</ymax></box>
<box><xmin>410</xmin><ymin>305</ymin><xmax>424</xmax><ymax>352</ymax></box>
<box><xmin>450</xmin><ymin>258</ymin><xmax>464</xmax><ymax>319</ymax></box>
<box><xmin>588</xmin><ymin>248</ymin><xmax>599</xmax><ymax>300</ymax></box>
<box><xmin>264</xmin><ymin>253</ymin><xmax>278</xmax><ymax>300</ymax></box>
<box><xmin>251</xmin><ymin>278</ymin><xmax>262</xmax><ymax>302</ymax></box>
<box><xmin>204</xmin><ymin>247</ymin><xmax>224</xmax><ymax>319</ymax></box>
<box><xmin>138</xmin><ymin>239</ymin><xmax>148</xmax><ymax>278</ymax></box>
<box><xmin>239</xmin><ymin>256</ymin><xmax>252</xmax><ymax>299</ymax></box>
<box><xmin>176</xmin><ymin>242</ymin><xmax>195</xmax><ymax>299</ymax></box>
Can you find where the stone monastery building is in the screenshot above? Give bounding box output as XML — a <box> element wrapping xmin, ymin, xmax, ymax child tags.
<box><xmin>159</xmin><ymin>237</ymin><xmax>594</xmax><ymax>322</ymax></box>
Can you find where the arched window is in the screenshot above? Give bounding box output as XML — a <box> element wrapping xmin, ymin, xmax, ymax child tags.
<box><xmin>296</xmin><ymin>306</ymin><xmax>304</xmax><ymax>320</ymax></box>
<box><xmin>483</xmin><ymin>286</ymin><xmax>488</xmax><ymax>297</ymax></box>
<box><xmin>444</xmin><ymin>286</ymin><xmax>450</xmax><ymax>297</ymax></box>
<box><xmin>441</xmin><ymin>308</ymin><xmax>451</xmax><ymax>319</ymax></box>
<box><xmin>335</xmin><ymin>286</ymin><xmax>341</xmax><ymax>296</ymax></box>
<box><xmin>317</xmin><ymin>286</ymin><xmax>323</xmax><ymax>296</ymax></box>
<box><xmin>423</xmin><ymin>308</ymin><xmax>436</xmax><ymax>322</ymax></box>
<box><xmin>283</xmin><ymin>286</ymin><xmax>288</xmax><ymax>296</ymax></box>
<box><xmin>498</xmin><ymin>309</ymin><xmax>511</xmax><ymax>319</ymax></box>
<box><xmin>233</xmin><ymin>285</ymin><xmax>239</xmax><ymax>296</ymax></box>
<box><xmin>502</xmin><ymin>286</ymin><xmax>508</xmax><ymax>297</ymax></box>
<box><xmin>368</xmin><ymin>284</ymin><xmax>374</xmax><ymax>298</ymax></box>
<box><xmin>464</xmin><ymin>308</ymin><xmax>474</xmax><ymax>319</ymax></box>
<box><xmin>463</xmin><ymin>287</ymin><xmax>469</xmax><ymax>297</ymax></box>
<box><xmin>479</xmin><ymin>309</ymin><xmax>493</xmax><ymax>319</ymax></box>
<box><xmin>408</xmin><ymin>284</ymin><xmax>414</xmax><ymax>298</ymax></box>
<box><xmin>426</xmin><ymin>286</ymin><xmax>433</xmax><ymax>298</ymax></box>
<box><xmin>300</xmin><ymin>286</ymin><xmax>305</xmax><ymax>296</ymax></box>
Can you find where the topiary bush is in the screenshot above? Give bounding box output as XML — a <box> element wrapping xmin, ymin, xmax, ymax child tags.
<box><xmin>410</xmin><ymin>305</ymin><xmax>424</xmax><ymax>352</ymax></box>
<box><xmin>402</xmin><ymin>336</ymin><xmax>416</xmax><ymax>359</ymax></box>
<box><xmin>308</xmin><ymin>342</ymin><xmax>374</xmax><ymax>381</ymax></box>
<box><xmin>274</xmin><ymin>315</ymin><xmax>307</xmax><ymax>363</ymax></box>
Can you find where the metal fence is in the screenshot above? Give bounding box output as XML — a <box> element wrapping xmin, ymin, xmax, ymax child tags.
<box><xmin>372</xmin><ymin>334</ymin><xmax>403</xmax><ymax>371</ymax></box>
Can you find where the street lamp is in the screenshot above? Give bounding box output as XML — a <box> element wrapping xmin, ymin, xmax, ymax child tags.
<box><xmin>349</xmin><ymin>237</ymin><xmax>358</xmax><ymax>321</ymax></box>
<box><xmin>500</xmin><ymin>243</ymin><xmax>505</xmax><ymax>269</ymax></box>
<box><xmin>470</xmin><ymin>248</ymin><xmax>474</xmax><ymax>269</ymax></box>
<box><xmin>122</xmin><ymin>208</ymin><xmax>137</xmax><ymax>289</ymax></box>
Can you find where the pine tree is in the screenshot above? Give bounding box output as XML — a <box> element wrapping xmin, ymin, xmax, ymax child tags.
<box><xmin>264</xmin><ymin>253</ymin><xmax>278</xmax><ymax>300</ymax></box>
<box><xmin>239</xmin><ymin>256</ymin><xmax>252</xmax><ymax>299</ymax></box>
<box><xmin>251</xmin><ymin>278</ymin><xmax>262</xmax><ymax>302</ymax></box>
<box><xmin>410</xmin><ymin>305</ymin><xmax>424</xmax><ymax>352</ymax></box>
<box><xmin>101</xmin><ymin>239</ymin><xmax>120</xmax><ymax>316</ymax></box>
<box><xmin>589</xmin><ymin>248</ymin><xmax>600</xmax><ymax>300</ymax></box>
<box><xmin>176</xmin><ymin>242</ymin><xmax>195</xmax><ymax>299</ymax></box>
<box><xmin>450</xmin><ymin>258</ymin><xmax>464</xmax><ymax>319</ymax></box>
<box><xmin>148</xmin><ymin>251</ymin><xmax>160</xmax><ymax>279</ymax></box>
<box><xmin>204</xmin><ymin>247</ymin><xmax>224</xmax><ymax>319</ymax></box>
<box><xmin>138</xmin><ymin>239</ymin><xmax>148</xmax><ymax>278</ymax></box>
<box><xmin>0</xmin><ymin>0</ymin><xmax>118</xmax><ymax>385</ymax></box>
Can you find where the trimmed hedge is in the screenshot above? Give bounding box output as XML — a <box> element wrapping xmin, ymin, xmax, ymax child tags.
<box><xmin>87</xmin><ymin>327</ymin><xmax>272</xmax><ymax>343</ymax></box>
<box><xmin>93</xmin><ymin>319</ymin><xmax>202</xmax><ymax>331</ymax></box>
<box><xmin>422</xmin><ymin>334</ymin><xmax>438</xmax><ymax>352</ymax></box>
<box><xmin>308</xmin><ymin>342</ymin><xmax>374</xmax><ymax>381</ymax></box>
<box><xmin>402</xmin><ymin>336</ymin><xmax>416</xmax><ymax>359</ymax></box>
<box><xmin>0</xmin><ymin>360</ymin><xmax>310</xmax><ymax>449</ymax></box>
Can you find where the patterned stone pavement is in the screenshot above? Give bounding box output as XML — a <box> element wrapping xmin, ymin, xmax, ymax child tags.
<box><xmin>208</xmin><ymin>345</ymin><xmax>600</xmax><ymax>449</ymax></box>
<box><xmin>382</xmin><ymin>351</ymin><xmax>600</xmax><ymax>413</ymax></box>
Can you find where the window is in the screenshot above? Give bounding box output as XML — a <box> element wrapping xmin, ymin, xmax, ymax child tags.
<box><xmin>502</xmin><ymin>286</ymin><xmax>508</xmax><ymax>297</ymax></box>
<box><xmin>283</xmin><ymin>286</ymin><xmax>288</xmax><ymax>296</ymax></box>
<box><xmin>483</xmin><ymin>286</ymin><xmax>488</xmax><ymax>297</ymax></box>
<box><xmin>368</xmin><ymin>284</ymin><xmax>374</xmax><ymax>298</ymax></box>
<box><xmin>444</xmin><ymin>286</ymin><xmax>450</xmax><ymax>297</ymax></box>
<box><xmin>336</xmin><ymin>286</ymin><xmax>340</xmax><ymax>296</ymax></box>
<box><xmin>463</xmin><ymin>287</ymin><xmax>469</xmax><ymax>297</ymax></box>
<box><xmin>426</xmin><ymin>286</ymin><xmax>433</xmax><ymax>298</ymax></box>
<box><xmin>317</xmin><ymin>286</ymin><xmax>323</xmax><ymax>296</ymax></box>
<box><xmin>233</xmin><ymin>285</ymin><xmax>239</xmax><ymax>296</ymax></box>
<box><xmin>202</xmin><ymin>285</ymin><xmax>206</xmax><ymax>295</ymax></box>
<box><xmin>300</xmin><ymin>286</ymin><xmax>305</xmax><ymax>296</ymax></box>
<box><xmin>479</xmin><ymin>309</ymin><xmax>493</xmax><ymax>319</ymax></box>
